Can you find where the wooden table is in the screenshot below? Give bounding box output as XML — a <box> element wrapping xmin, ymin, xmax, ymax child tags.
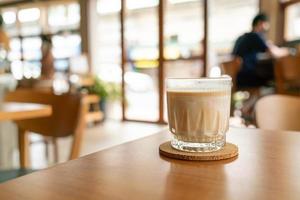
<box><xmin>0</xmin><ymin>102</ymin><xmax>52</xmax><ymax>168</ymax></box>
<box><xmin>0</xmin><ymin>128</ymin><xmax>300</xmax><ymax>200</ymax></box>
<box><xmin>0</xmin><ymin>102</ymin><xmax>52</xmax><ymax>121</ymax></box>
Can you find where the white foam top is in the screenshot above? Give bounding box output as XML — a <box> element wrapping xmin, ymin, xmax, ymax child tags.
<box><xmin>166</xmin><ymin>77</ymin><xmax>232</xmax><ymax>92</ymax></box>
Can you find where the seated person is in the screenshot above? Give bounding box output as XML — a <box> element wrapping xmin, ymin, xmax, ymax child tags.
<box><xmin>232</xmin><ymin>13</ymin><xmax>289</xmax><ymax>88</ymax></box>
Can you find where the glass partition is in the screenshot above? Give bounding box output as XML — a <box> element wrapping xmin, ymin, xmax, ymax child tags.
<box><xmin>124</xmin><ymin>0</ymin><xmax>159</xmax><ymax>121</ymax></box>
<box><xmin>94</xmin><ymin>0</ymin><xmax>122</xmax><ymax>119</ymax></box>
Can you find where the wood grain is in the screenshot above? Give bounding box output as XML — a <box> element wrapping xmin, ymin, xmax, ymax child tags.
<box><xmin>0</xmin><ymin>128</ymin><xmax>300</xmax><ymax>200</ymax></box>
<box><xmin>0</xmin><ymin>103</ymin><xmax>52</xmax><ymax>121</ymax></box>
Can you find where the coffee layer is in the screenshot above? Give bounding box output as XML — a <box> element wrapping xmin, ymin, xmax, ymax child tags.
<box><xmin>167</xmin><ymin>90</ymin><xmax>230</xmax><ymax>143</ymax></box>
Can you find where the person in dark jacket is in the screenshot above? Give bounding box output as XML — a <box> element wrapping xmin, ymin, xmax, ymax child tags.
<box><xmin>232</xmin><ymin>13</ymin><xmax>288</xmax><ymax>88</ymax></box>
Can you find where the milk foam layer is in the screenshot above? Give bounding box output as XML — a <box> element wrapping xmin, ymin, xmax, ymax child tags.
<box><xmin>167</xmin><ymin>90</ymin><xmax>231</xmax><ymax>143</ymax></box>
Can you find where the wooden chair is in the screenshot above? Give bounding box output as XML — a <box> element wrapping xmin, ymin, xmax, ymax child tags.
<box><xmin>275</xmin><ymin>55</ymin><xmax>300</xmax><ymax>96</ymax></box>
<box><xmin>220</xmin><ymin>56</ymin><xmax>260</xmax><ymax>123</ymax></box>
<box><xmin>255</xmin><ymin>95</ymin><xmax>300</xmax><ymax>131</ymax></box>
<box><xmin>220</xmin><ymin>56</ymin><xmax>242</xmax><ymax>93</ymax></box>
<box><xmin>5</xmin><ymin>89</ymin><xmax>88</xmax><ymax>168</ymax></box>
<box><xmin>220</xmin><ymin>56</ymin><xmax>242</xmax><ymax>116</ymax></box>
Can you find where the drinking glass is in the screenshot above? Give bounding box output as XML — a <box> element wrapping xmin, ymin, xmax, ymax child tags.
<box><xmin>166</xmin><ymin>77</ymin><xmax>232</xmax><ymax>152</ymax></box>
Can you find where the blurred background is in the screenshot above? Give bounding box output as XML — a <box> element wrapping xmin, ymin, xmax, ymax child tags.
<box><xmin>0</xmin><ymin>0</ymin><xmax>300</xmax><ymax>175</ymax></box>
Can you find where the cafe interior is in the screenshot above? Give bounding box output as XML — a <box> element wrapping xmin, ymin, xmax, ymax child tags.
<box><xmin>0</xmin><ymin>0</ymin><xmax>300</xmax><ymax>198</ymax></box>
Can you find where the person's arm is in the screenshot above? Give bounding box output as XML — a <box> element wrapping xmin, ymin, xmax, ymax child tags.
<box><xmin>266</xmin><ymin>41</ymin><xmax>289</xmax><ymax>58</ymax></box>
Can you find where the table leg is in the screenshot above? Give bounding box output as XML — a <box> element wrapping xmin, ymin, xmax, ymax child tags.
<box><xmin>18</xmin><ymin>129</ymin><xmax>29</xmax><ymax>168</ymax></box>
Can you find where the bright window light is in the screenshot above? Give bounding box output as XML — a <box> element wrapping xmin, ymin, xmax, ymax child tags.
<box><xmin>168</xmin><ymin>0</ymin><xmax>198</xmax><ymax>4</ymax></box>
<box><xmin>18</xmin><ymin>8</ymin><xmax>40</xmax><ymax>23</ymax></box>
<box><xmin>126</xmin><ymin>0</ymin><xmax>158</xmax><ymax>10</ymax></box>
<box><xmin>2</xmin><ymin>11</ymin><xmax>16</xmax><ymax>24</ymax></box>
<box><xmin>209</xmin><ymin>66</ymin><xmax>221</xmax><ymax>78</ymax></box>
<box><xmin>68</xmin><ymin>3</ymin><xmax>80</xmax><ymax>24</ymax></box>
<box><xmin>11</xmin><ymin>60</ymin><xmax>23</xmax><ymax>80</ymax></box>
<box><xmin>97</xmin><ymin>0</ymin><xmax>121</xmax><ymax>14</ymax></box>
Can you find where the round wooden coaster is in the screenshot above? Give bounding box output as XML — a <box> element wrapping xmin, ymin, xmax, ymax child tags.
<box><xmin>159</xmin><ymin>141</ymin><xmax>238</xmax><ymax>161</ymax></box>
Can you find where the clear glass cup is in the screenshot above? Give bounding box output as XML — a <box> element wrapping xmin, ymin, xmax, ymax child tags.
<box><xmin>166</xmin><ymin>77</ymin><xmax>232</xmax><ymax>152</ymax></box>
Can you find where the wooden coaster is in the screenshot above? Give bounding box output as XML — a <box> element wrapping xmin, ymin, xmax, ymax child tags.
<box><xmin>159</xmin><ymin>141</ymin><xmax>238</xmax><ymax>161</ymax></box>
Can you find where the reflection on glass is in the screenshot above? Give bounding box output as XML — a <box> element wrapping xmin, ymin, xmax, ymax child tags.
<box><xmin>18</xmin><ymin>8</ymin><xmax>40</xmax><ymax>23</ymax></box>
<box><xmin>125</xmin><ymin>5</ymin><xmax>159</xmax><ymax>121</ymax></box>
<box><xmin>2</xmin><ymin>10</ymin><xmax>16</xmax><ymax>25</ymax></box>
<box><xmin>285</xmin><ymin>2</ymin><xmax>300</xmax><ymax>41</ymax></box>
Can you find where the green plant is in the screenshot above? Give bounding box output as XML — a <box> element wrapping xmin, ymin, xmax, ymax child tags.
<box><xmin>88</xmin><ymin>77</ymin><xmax>121</xmax><ymax>101</ymax></box>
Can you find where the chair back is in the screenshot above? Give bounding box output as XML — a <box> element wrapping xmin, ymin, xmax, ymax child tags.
<box><xmin>5</xmin><ymin>89</ymin><xmax>86</xmax><ymax>138</ymax></box>
<box><xmin>220</xmin><ymin>56</ymin><xmax>242</xmax><ymax>93</ymax></box>
<box><xmin>275</xmin><ymin>55</ymin><xmax>300</xmax><ymax>95</ymax></box>
<box><xmin>255</xmin><ymin>95</ymin><xmax>300</xmax><ymax>132</ymax></box>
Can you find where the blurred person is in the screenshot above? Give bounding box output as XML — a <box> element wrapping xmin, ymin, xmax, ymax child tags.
<box><xmin>41</xmin><ymin>35</ymin><xmax>55</xmax><ymax>80</ymax></box>
<box><xmin>232</xmin><ymin>13</ymin><xmax>289</xmax><ymax>88</ymax></box>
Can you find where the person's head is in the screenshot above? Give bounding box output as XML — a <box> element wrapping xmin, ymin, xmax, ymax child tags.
<box><xmin>252</xmin><ymin>13</ymin><xmax>269</xmax><ymax>33</ymax></box>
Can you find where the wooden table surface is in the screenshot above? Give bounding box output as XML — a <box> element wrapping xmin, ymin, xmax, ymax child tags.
<box><xmin>0</xmin><ymin>102</ymin><xmax>52</xmax><ymax>121</ymax></box>
<box><xmin>0</xmin><ymin>128</ymin><xmax>300</xmax><ymax>200</ymax></box>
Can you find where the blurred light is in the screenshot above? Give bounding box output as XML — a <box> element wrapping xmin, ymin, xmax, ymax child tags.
<box><xmin>209</xmin><ymin>66</ymin><xmax>221</xmax><ymax>77</ymax></box>
<box><xmin>2</xmin><ymin>11</ymin><xmax>16</xmax><ymax>24</ymax></box>
<box><xmin>126</xmin><ymin>0</ymin><xmax>158</xmax><ymax>10</ymax></box>
<box><xmin>97</xmin><ymin>0</ymin><xmax>121</xmax><ymax>14</ymax></box>
<box><xmin>48</xmin><ymin>3</ymin><xmax>80</xmax><ymax>26</ymax></box>
<box><xmin>18</xmin><ymin>8</ymin><xmax>40</xmax><ymax>23</ymax></box>
<box><xmin>23</xmin><ymin>64</ymin><xmax>32</xmax><ymax>79</ymax></box>
<box><xmin>53</xmin><ymin>73</ymin><xmax>70</xmax><ymax>95</ymax></box>
<box><xmin>68</xmin><ymin>3</ymin><xmax>80</xmax><ymax>24</ymax></box>
<box><xmin>48</xmin><ymin>5</ymin><xmax>65</xmax><ymax>26</ymax></box>
<box><xmin>169</xmin><ymin>0</ymin><xmax>198</xmax><ymax>4</ymax></box>
<box><xmin>11</xmin><ymin>61</ymin><xmax>23</xmax><ymax>80</ymax></box>
<box><xmin>9</xmin><ymin>38</ymin><xmax>21</xmax><ymax>50</ymax></box>
<box><xmin>32</xmin><ymin>67</ymin><xmax>41</xmax><ymax>79</ymax></box>
<box><xmin>69</xmin><ymin>74</ymin><xmax>80</xmax><ymax>84</ymax></box>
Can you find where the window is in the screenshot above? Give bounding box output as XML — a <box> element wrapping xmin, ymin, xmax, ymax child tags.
<box><xmin>22</xmin><ymin>37</ymin><xmax>42</xmax><ymax>60</ymax></box>
<box><xmin>2</xmin><ymin>10</ymin><xmax>16</xmax><ymax>25</ymax></box>
<box><xmin>1</xmin><ymin>2</ymin><xmax>81</xmax><ymax>80</ymax></box>
<box><xmin>18</xmin><ymin>8</ymin><xmax>40</xmax><ymax>23</ymax></box>
<box><xmin>97</xmin><ymin>0</ymin><xmax>121</xmax><ymax>14</ymax></box>
<box><xmin>52</xmin><ymin>34</ymin><xmax>81</xmax><ymax>59</ymax></box>
<box><xmin>209</xmin><ymin>0</ymin><xmax>259</xmax><ymax>56</ymax></box>
<box><xmin>48</xmin><ymin>3</ymin><xmax>80</xmax><ymax>28</ymax></box>
<box><xmin>126</xmin><ymin>0</ymin><xmax>158</xmax><ymax>10</ymax></box>
<box><xmin>285</xmin><ymin>2</ymin><xmax>300</xmax><ymax>41</ymax></box>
